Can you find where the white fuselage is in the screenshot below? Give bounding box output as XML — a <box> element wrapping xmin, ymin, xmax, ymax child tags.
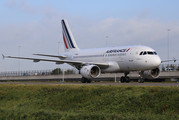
<box><xmin>60</xmin><ymin>45</ymin><xmax>161</xmax><ymax>73</ymax></box>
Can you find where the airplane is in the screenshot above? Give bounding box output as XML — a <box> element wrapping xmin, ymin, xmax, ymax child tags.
<box><xmin>2</xmin><ymin>19</ymin><xmax>176</xmax><ymax>83</ymax></box>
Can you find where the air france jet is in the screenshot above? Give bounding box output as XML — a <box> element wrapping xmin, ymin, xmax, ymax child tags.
<box><xmin>3</xmin><ymin>19</ymin><xmax>176</xmax><ymax>83</ymax></box>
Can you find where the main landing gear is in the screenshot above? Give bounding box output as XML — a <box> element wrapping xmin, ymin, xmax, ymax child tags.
<box><xmin>120</xmin><ymin>71</ymin><xmax>145</xmax><ymax>83</ymax></box>
<box><xmin>120</xmin><ymin>72</ymin><xmax>130</xmax><ymax>83</ymax></box>
<box><xmin>138</xmin><ymin>71</ymin><xmax>144</xmax><ymax>83</ymax></box>
<box><xmin>81</xmin><ymin>77</ymin><xmax>91</xmax><ymax>83</ymax></box>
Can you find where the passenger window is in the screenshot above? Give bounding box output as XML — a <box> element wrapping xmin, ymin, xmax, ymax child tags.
<box><xmin>139</xmin><ymin>52</ymin><xmax>143</xmax><ymax>55</ymax></box>
<box><xmin>143</xmin><ymin>51</ymin><xmax>147</xmax><ymax>55</ymax></box>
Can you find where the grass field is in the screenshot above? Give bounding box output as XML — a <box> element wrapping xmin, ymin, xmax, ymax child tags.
<box><xmin>0</xmin><ymin>84</ymin><xmax>179</xmax><ymax>120</ymax></box>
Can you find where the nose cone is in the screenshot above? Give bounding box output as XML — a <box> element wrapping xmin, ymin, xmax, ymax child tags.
<box><xmin>152</xmin><ymin>55</ymin><xmax>161</xmax><ymax>68</ymax></box>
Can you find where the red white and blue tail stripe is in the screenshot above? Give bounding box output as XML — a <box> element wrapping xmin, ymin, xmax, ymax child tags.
<box><xmin>61</xmin><ymin>19</ymin><xmax>79</xmax><ymax>51</ymax></box>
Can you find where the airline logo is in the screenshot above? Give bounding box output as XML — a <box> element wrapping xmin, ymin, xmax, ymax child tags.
<box><xmin>61</xmin><ymin>20</ymin><xmax>75</xmax><ymax>49</ymax></box>
<box><xmin>106</xmin><ymin>48</ymin><xmax>130</xmax><ymax>53</ymax></box>
<box><xmin>126</xmin><ymin>48</ymin><xmax>130</xmax><ymax>52</ymax></box>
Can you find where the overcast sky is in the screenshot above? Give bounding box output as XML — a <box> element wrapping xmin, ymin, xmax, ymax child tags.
<box><xmin>0</xmin><ymin>0</ymin><xmax>179</xmax><ymax>72</ymax></box>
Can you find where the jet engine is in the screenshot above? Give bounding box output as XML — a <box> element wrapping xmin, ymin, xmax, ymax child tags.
<box><xmin>143</xmin><ymin>67</ymin><xmax>160</xmax><ymax>79</ymax></box>
<box><xmin>80</xmin><ymin>65</ymin><xmax>101</xmax><ymax>79</ymax></box>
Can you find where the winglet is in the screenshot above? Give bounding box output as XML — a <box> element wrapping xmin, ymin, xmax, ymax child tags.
<box><xmin>2</xmin><ymin>54</ymin><xmax>12</xmax><ymax>60</ymax></box>
<box><xmin>2</xmin><ymin>54</ymin><xmax>5</xmax><ymax>60</ymax></box>
<box><xmin>174</xmin><ymin>57</ymin><xmax>177</xmax><ymax>62</ymax></box>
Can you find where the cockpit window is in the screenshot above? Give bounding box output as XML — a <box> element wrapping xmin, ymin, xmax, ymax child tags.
<box><xmin>139</xmin><ymin>52</ymin><xmax>143</xmax><ymax>55</ymax></box>
<box><xmin>148</xmin><ymin>51</ymin><xmax>153</xmax><ymax>55</ymax></box>
<box><xmin>143</xmin><ymin>51</ymin><xmax>147</xmax><ymax>55</ymax></box>
<box><xmin>154</xmin><ymin>52</ymin><xmax>157</xmax><ymax>55</ymax></box>
<box><xmin>139</xmin><ymin>51</ymin><xmax>157</xmax><ymax>55</ymax></box>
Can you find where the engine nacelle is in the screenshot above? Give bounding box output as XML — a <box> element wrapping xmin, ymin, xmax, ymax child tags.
<box><xmin>80</xmin><ymin>65</ymin><xmax>101</xmax><ymax>79</ymax></box>
<box><xmin>143</xmin><ymin>68</ymin><xmax>160</xmax><ymax>79</ymax></box>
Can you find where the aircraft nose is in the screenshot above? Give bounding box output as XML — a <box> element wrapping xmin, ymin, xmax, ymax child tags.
<box><xmin>152</xmin><ymin>55</ymin><xmax>161</xmax><ymax>67</ymax></box>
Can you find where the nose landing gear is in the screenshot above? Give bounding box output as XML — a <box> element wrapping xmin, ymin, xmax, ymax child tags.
<box><xmin>138</xmin><ymin>77</ymin><xmax>144</xmax><ymax>83</ymax></box>
<box><xmin>138</xmin><ymin>71</ymin><xmax>144</xmax><ymax>83</ymax></box>
<box><xmin>120</xmin><ymin>71</ymin><xmax>145</xmax><ymax>83</ymax></box>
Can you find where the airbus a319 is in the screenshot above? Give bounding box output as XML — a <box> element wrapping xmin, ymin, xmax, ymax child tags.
<box><xmin>3</xmin><ymin>19</ymin><xmax>176</xmax><ymax>83</ymax></box>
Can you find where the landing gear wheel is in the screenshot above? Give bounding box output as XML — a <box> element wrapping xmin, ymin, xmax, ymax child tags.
<box><xmin>138</xmin><ymin>77</ymin><xmax>144</xmax><ymax>83</ymax></box>
<box><xmin>120</xmin><ymin>76</ymin><xmax>126</xmax><ymax>83</ymax></box>
<box><xmin>138</xmin><ymin>78</ymin><xmax>141</xmax><ymax>83</ymax></box>
<box><xmin>126</xmin><ymin>77</ymin><xmax>130</xmax><ymax>83</ymax></box>
<box><xmin>87</xmin><ymin>79</ymin><xmax>92</xmax><ymax>83</ymax></box>
<box><xmin>142</xmin><ymin>79</ymin><xmax>144</xmax><ymax>83</ymax></box>
<box><xmin>81</xmin><ymin>77</ymin><xmax>87</xmax><ymax>83</ymax></box>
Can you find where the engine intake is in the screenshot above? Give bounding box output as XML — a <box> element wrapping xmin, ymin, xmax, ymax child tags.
<box><xmin>80</xmin><ymin>65</ymin><xmax>101</xmax><ymax>79</ymax></box>
<box><xmin>143</xmin><ymin>67</ymin><xmax>160</xmax><ymax>79</ymax></box>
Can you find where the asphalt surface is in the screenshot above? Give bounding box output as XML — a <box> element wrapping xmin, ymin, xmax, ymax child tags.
<box><xmin>0</xmin><ymin>82</ymin><xmax>178</xmax><ymax>86</ymax></box>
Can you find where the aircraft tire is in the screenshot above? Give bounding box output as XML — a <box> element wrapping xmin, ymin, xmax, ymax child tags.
<box><xmin>126</xmin><ymin>77</ymin><xmax>130</xmax><ymax>83</ymax></box>
<box><xmin>87</xmin><ymin>79</ymin><xmax>92</xmax><ymax>83</ymax></box>
<box><xmin>138</xmin><ymin>79</ymin><xmax>141</xmax><ymax>83</ymax></box>
<box><xmin>120</xmin><ymin>76</ymin><xmax>126</xmax><ymax>83</ymax></box>
<box><xmin>138</xmin><ymin>77</ymin><xmax>144</xmax><ymax>83</ymax></box>
<box><xmin>81</xmin><ymin>77</ymin><xmax>87</xmax><ymax>83</ymax></box>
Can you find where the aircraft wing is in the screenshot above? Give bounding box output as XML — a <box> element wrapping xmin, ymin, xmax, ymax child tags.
<box><xmin>161</xmin><ymin>58</ymin><xmax>177</xmax><ymax>63</ymax></box>
<box><xmin>2</xmin><ymin>55</ymin><xmax>109</xmax><ymax>69</ymax></box>
<box><xmin>33</xmin><ymin>54</ymin><xmax>66</xmax><ymax>59</ymax></box>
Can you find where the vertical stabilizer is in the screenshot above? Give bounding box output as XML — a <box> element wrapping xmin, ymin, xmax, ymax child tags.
<box><xmin>61</xmin><ymin>19</ymin><xmax>80</xmax><ymax>52</ymax></box>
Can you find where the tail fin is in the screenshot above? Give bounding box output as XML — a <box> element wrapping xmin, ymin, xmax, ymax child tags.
<box><xmin>61</xmin><ymin>19</ymin><xmax>80</xmax><ymax>52</ymax></box>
